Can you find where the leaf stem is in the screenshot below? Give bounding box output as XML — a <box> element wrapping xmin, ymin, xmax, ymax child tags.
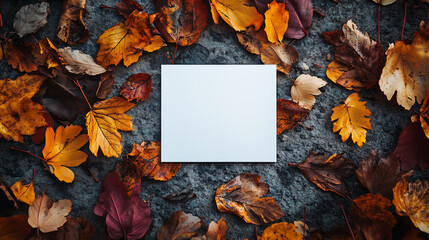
<box><xmin>75</xmin><ymin>80</ymin><xmax>93</xmax><ymax>110</ymax></box>
<box><xmin>337</xmin><ymin>201</ymin><xmax>356</xmax><ymax>240</ymax></box>
<box><xmin>171</xmin><ymin>41</ymin><xmax>179</xmax><ymax>64</ymax></box>
<box><xmin>10</xmin><ymin>147</ymin><xmax>46</xmax><ymax>162</ymax></box>
<box><xmin>86</xmin><ymin>165</ymin><xmax>99</xmax><ymax>183</ymax></box>
<box><xmin>401</xmin><ymin>1</ymin><xmax>407</xmax><ymax>41</ymax></box>
<box><xmin>313</xmin><ymin>63</ymin><xmax>327</xmax><ymax>70</ymax></box>
<box><xmin>313</xmin><ymin>8</ymin><xmax>325</xmax><ymax>17</ymax></box>
<box><xmin>31</xmin><ymin>168</ymin><xmax>36</xmax><ymax>183</ymax></box>
<box><xmin>298</xmin><ymin>122</ymin><xmax>312</xmax><ymax>130</ymax></box>
<box><xmin>288</xmin><ymin>163</ymin><xmax>298</xmax><ymax>167</ymax></box>
<box><xmin>99</xmin><ymin>4</ymin><xmax>116</xmax><ymax>10</ymax></box>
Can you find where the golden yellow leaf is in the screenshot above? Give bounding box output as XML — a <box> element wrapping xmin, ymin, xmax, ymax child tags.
<box><xmin>326</xmin><ymin>60</ymin><xmax>354</xmax><ymax>89</ymax></box>
<box><xmin>209</xmin><ymin>0</ymin><xmax>264</xmax><ymax>31</ymax></box>
<box><xmin>0</xmin><ymin>74</ymin><xmax>47</xmax><ymax>142</ymax></box>
<box><xmin>86</xmin><ymin>97</ymin><xmax>135</xmax><ymax>157</ymax></box>
<box><xmin>393</xmin><ymin>171</ymin><xmax>429</xmax><ymax>234</ymax></box>
<box><xmin>42</xmin><ymin>125</ymin><xmax>88</xmax><ymax>183</ymax></box>
<box><xmin>264</xmin><ymin>0</ymin><xmax>289</xmax><ymax>43</ymax></box>
<box><xmin>331</xmin><ymin>93</ymin><xmax>371</xmax><ymax>147</ymax></box>
<box><xmin>11</xmin><ymin>180</ymin><xmax>35</xmax><ymax>205</ymax></box>
<box><xmin>262</xmin><ymin>222</ymin><xmax>303</xmax><ymax>240</ymax></box>
<box><xmin>96</xmin><ymin>10</ymin><xmax>164</xmax><ymax>68</ymax></box>
<box><xmin>291</xmin><ymin>74</ymin><xmax>327</xmax><ymax>110</ymax></box>
<box><xmin>379</xmin><ymin>22</ymin><xmax>429</xmax><ymax>110</ymax></box>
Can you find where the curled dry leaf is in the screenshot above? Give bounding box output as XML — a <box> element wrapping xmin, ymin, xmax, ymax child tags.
<box><xmin>3</xmin><ymin>40</ymin><xmax>42</xmax><ymax>73</ymax></box>
<box><xmin>0</xmin><ymin>74</ymin><xmax>47</xmax><ymax>142</ymax></box>
<box><xmin>277</xmin><ymin>99</ymin><xmax>309</xmax><ymax>135</ymax></box>
<box><xmin>356</xmin><ymin>150</ymin><xmax>403</xmax><ymax>199</ymax></box>
<box><xmin>13</xmin><ymin>2</ymin><xmax>50</xmax><ymax>38</ymax></box>
<box><xmin>331</xmin><ymin>93</ymin><xmax>371</xmax><ymax>147</ymax></box>
<box><xmin>157</xmin><ymin>211</ymin><xmax>203</xmax><ymax>240</ymax></box>
<box><xmin>379</xmin><ymin>22</ymin><xmax>429</xmax><ymax>110</ymax></box>
<box><xmin>39</xmin><ymin>38</ymin><xmax>66</xmax><ymax>69</ymax></box>
<box><xmin>27</xmin><ymin>217</ymin><xmax>95</xmax><ymax>240</ymax></box>
<box><xmin>120</xmin><ymin>73</ymin><xmax>152</xmax><ymax>102</ymax></box>
<box><xmin>420</xmin><ymin>90</ymin><xmax>429</xmax><ymax>139</ymax></box>
<box><xmin>209</xmin><ymin>0</ymin><xmax>264</xmax><ymax>31</ymax></box>
<box><xmin>11</xmin><ymin>177</ymin><xmax>35</xmax><ymax>205</ymax></box>
<box><xmin>59</xmin><ymin>47</ymin><xmax>106</xmax><ymax>76</ymax></box>
<box><xmin>351</xmin><ymin>193</ymin><xmax>397</xmax><ymax>240</ymax></box>
<box><xmin>324</xmin><ymin>20</ymin><xmax>385</xmax><ymax>91</ymax></box>
<box><xmin>262</xmin><ymin>222</ymin><xmax>303</xmax><ymax>240</ymax></box>
<box><xmin>393</xmin><ymin>172</ymin><xmax>429</xmax><ymax>233</ymax></box>
<box><xmin>28</xmin><ymin>193</ymin><xmax>72</xmax><ymax>233</ymax></box>
<box><xmin>86</xmin><ymin>97</ymin><xmax>135</xmax><ymax>157</ymax></box>
<box><xmin>215</xmin><ymin>173</ymin><xmax>284</xmax><ymax>225</ymax></box>
<box><xmin>117</xmin><ymin>141</ymin><xmax>181</xmax><ymax>195</ymax></box>
<box><xmin>291</xmin><ymin>74</ymin><xmax>327</xmax><ymax>110</ymax></box>
<box><xmin>94</xmin><ymin>171</ymin><xmax>152</xmax><ymax>240</ymax></box>
<box><xmin>96</xmin><ymin>10</ymin><xmax>164</xmax><ymax>68</ymax></box>
<box><xmin>0</xmin><ymin>215</ymin><xmax>32</xmax><ymax>240</ymax></box>
<box><xmin>96</xmin><ymin>71</ymin><xmax>114</xmax><ymax>99</ymax></box>
<box><xmin>396</xmin><ymin>122</ymin><xmax>429</xmax><ymax>171</ymax></box>
<box><xmin>292</xmin><ymin>152</ymin><xmax>355</xmax><ymax>197</ymax></box>
<box><xmin>264</xmin><ymin>1</ymin><xmax>289</xmax><ymax>43</ymax></box>
<box><xmin>153</xmin><ymin>0</ymin><xmax>208</xmax><ymax>46</ymax></box>
<box><xmin>43</xmin><ymin>125</ymin><xmax>89</xmax><ymax>183</ymax></box>
<box><xmin>56</xmin><ymin>0</ymin><xmax>89</xmax><ymax>44</ymax></box>
<box><xmin>162</xmin><ymin>186</ymin><xmax>196</xmax><ymax>203</ymax></box>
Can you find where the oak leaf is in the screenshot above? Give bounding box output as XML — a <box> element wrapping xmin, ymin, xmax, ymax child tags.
<box><xmin>27</xmin><ymin>217</ymin><xmax>95</xmax><ymax>240</ymax></box>
<box><xmin>356</xmin><ymin>150</ymin><xmax>403</xmax><ymax>199</ymax></box>
<box><xmin>96</xmin><ymin>10</ymin><xmax>164</xmax><ymax>68</ymax></box>
<box><xmin>0</xmin><ymin>215</ymin><xmax>32</xmax><ymax>240</ymax></box>
<box><xmin>420</xmin><ymin>90</ymin><xmax>429</xmax><ymax>139</ymax></box>
<box><xmin>393</xmin><ymin>172</ymin><xmax>429</xmax><ymax>233</ymax></box>
<box><xmin>28</xmin><ymin>193</ymin><xmax>72</xmax><ymax>233</ymax></box>
<box><xmin>157</xmin><ymin>211</ymin><xmax>203</xmax><ymax>240</ymax></box>
<box><xmin>262</xmin><ymin>222</ymin><xmax>303</xmax><ymax>240</ymax></box>
<box><xmin>264</xmin><ymin>1</ymin><xmax>289</xmax><ymax>43</ymax></box>
<box><xmin>277</xmin><ymin>99</ymin><xmax>309</xmax><ymax>135</ymax></box>
<box><xmin>209</xmin><ymin>0</ymin><xmax>264</xmax><ymax>31</ymax></box>
<box><xmin>153</xmin><ymin>0</ymin><xmax>208</xmax><ymax>46</ymax></box>
<box><xmin>331</xmin><ymin>92</ymin><xmax>371</xmax><ymax>147</ymax></box>
<box><xmin>115</xmin><ymin>0</ymin><xmax>143</xmax><ymax>18</ymax></box>
<box><xmin>56</xmin><ymin>0</ymin><xmax>89</xmax><ymax>44</ymax></box>
<box><xmin>43</xmin><ymin>125</ymin><xmax>89</xmax><ymax>183</ymax></box>
<box><xmin>86</xmin><ymin>97</ymin><xmax>135</xmax><ymax>157</ymax></box>
<box><xmin>120</xmin><ymin>73</ymin><xmax>152</xmax><ymax>102</ymax></box>
<box><xmin>13</xmin><ymin>2</ymin><xmax>50</xmax><ymax>37</ymax></box>
<box><xmin>323</xmin><ymin>20</ymin><xmax>385</xmax><ymax>91</ymax></box>
<box><xmin>0</xmin><ymin>74</ymin><xmax>47</xmax><ymax>142</ymax></box>
<box><xmin>3</xmin><ymin>40</ymin><xmax>42</xmax><ymax>73</ymax></box>
<box><xmin>94</xmin><ymin>171</ymin><xmax>152</xmax><ymax>240</ymax></box>
<box><xmin>396</xmin><ymin>122</ymin><xmax>429</xmax><ymax>171</ymax></box>
<box><xmin>291</xmin><ymin>74</ymin><xmax>327</xmax><ymax>110</ymax></box>
<box><xmin>59</xmin><ymin>47</ymin><xmax>106</xmax><ymax>75</ymax></box>
<box><xmin>379</xmin><ymin>22</ymin><xmax>429</xmax><ymax>110</ymax></box>
<box><xmin>291</xmin><ymin>152</ymin><xmax>355</xmax><ymax>197</ymax></box>
<box><xmin>215</xmin><ymin>173</ymin><xmax>284</xmax><ymax>225</ymax></box>
<box><xmin>11</xmin><ymin>176</ymin><xmax>35</xmax><ymax>205</ymax></box>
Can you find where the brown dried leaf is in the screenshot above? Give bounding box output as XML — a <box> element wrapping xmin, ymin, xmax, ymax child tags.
<box><xmin>59</xmin><ymin>47</ymin><xmax>106</xmax><ymax>75</ymax></box>
<box><xmin>420</xmin><ymin>90</ymin><xmax>429</xmax><ymax>139</ymax></box>
<box><xmin>277</xmin><ymin>99</ymin><xmax>309</xmax><ymax>135</ymax></box>
<box><xmin>27</xmin><ymin>217</ymin><xmax>95</xmax><ymax>240</ymax></box>
<box><xmin>3</xmin><ymin>40</ymin><xmax>42</xmax><ymax>73</ymax></box>
<box><xmin>157</xmin><ymin>211</ymin><xmax>203</xmax><ymax>240</ymax></box>
<box><xmin>56</xmin><ymin>0</ymin><xmax>89</xmax><ymax>44</ymax></box>
<box><xmin>205</xmin><ymin>217</ymin><xmax>228</xmax><ymax>240</ymax></box>
<box><xmin>0</xmin><ymin>215</ymin><xmax>32</xmax><ymax>240</ymax></box>
<box><xmin>13</xmin><ymin>2</ymin><xmax>50</xmax><ymax>37</ymax></box>
<box><xmin>96</xmin><ymin>71</ymin><xmax>114</xmax><ymax>99</ymax></box>
<box><xmin>120</xmin><ymin>73</ymin><xmax>152</xmax><ymax>102</ymax></box>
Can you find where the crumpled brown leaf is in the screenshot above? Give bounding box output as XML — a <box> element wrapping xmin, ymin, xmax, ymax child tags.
<box><xmin>56</xmin><ymin>0</ymin><xmax>89</xmax><ymax>44</ymax></box>
<box><xmin>13</xmin><ymin>2</ymin><xmax>50</xmax><ymax>38</ymax></box>
<box><xmin>59</xmin><ymin>47</ymin><xmax>106</xmax><ymax>76</ymax></box>
<box><xmin>277</xmin><ymin>99</ymin><xmax>309</xmax><ymax>135</ymax></box>
<box><xmin>157</xmin><ymin>211</ymin><xmax>203</xmax><ymax>240</ymax></box>
<box><xmin>3</xmin><ymin>39</ymin><xmax>43</xmax><ymax>73</ymax></box>
<box><xmin>0</xmin><ymin>215</ymin><xmax>32</xmax><ymax>240</ymax></box>
<box><xmin>96</xmin><ymin>71</ymin><xmax>114</xmax><ymax>99</ymax></box>
<box><xmin>120</xmin><ymin>73</ymin><xmax>152</xmax><ymax>102</ymax></box>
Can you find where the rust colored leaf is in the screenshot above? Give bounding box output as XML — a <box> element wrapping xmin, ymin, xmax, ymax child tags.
<box><xmin>96</xmin><ymin>71</ymin><xmax>114</xmax><ymax>99</ymax></box>
<box><xmin>0</xmin><ymin>215</ymin><xmax>32</xmax><ymax>240</ymax></box>
<box><xmin>56</xmin><ymin>0</ymin><xmax>89</xmax><ymax>44</ymax></box>
<box><xmin>38</xmin><ymin>38</ymin><xmax>66</xmax><ymax>69</ymax></box>
<box><xmin>27</xmin><ymin>217</ymin><xmax>95</xmax><ymax>240</ymax></box>
<box><xmin>157</xmin><ymin>211</ymin><xmax>203</xmax><ymax>240</ymax></box>
<box><xmin>356</xmin><ymin>150</ymin><xmax>403</xmax><ymax>199</ymax></box>
<box><xmin>292</xmin><ymin>152</ymin><xmax>355</xmax><ymax>197</ymax></box>
<box><xmin>116</xmin><ymin>0</ymin><xmax>143</xmax><ymax>18</ymax></box>
<box><xmin>326</xmin><ymin>60</ymin><xmax>354</xmax><ymax>90</ymax></box>
<box><xmin>215</xmin><ymin>173</ymin><xmax>284</xmax><ymax>225</ymax></box>
<box><xmin>0</xmin><ymin>74</ymin><xmax>47</xmax><ymax>142</ymax></box>
<box><xmin>205</xmin><ymin>217</ymin><xmax>228</xmax><ymax>240</ymax></box>
<box><xmin>31</xmin><ymin>112</ymin><xmax>54</xmax><ymax>145</ymax></box>
<box><xmin>420</xmin><ymin>90</ymin><xmax>429</xmax><ymax>139</ymax></box>
<box><xmin>3</xmin><ymin>40</ymin><xmax>42</xmax><ymax>73</ymax></box>
<box><xmin>120</xmin><ymin>73</ymin><xmax>152</xmax><ymax>102</ymax></box>
<box><xmin>323</xmin><ymin>20</ymin><xmax>385</xmax><ymax>91</ymax></box>
<box><xmin>396</xmin><ymin>122</ymin><xmax>429</xmax><ymax>171</ymax></box>
<box><xmin>351</xmin><ymin>193</ymin><xmax>397</xmax><ymax>240</ymax></box>
<box><xmin>277</xmin><ymin>99</ymin><xmax>309</xmax><ymax>135</ymax></box>
<box><xmin>153</xmin><ymin>0</ymin><xmax>208</xmax><ymax>46</ymax></box>
<box><xmin>261</xmin><ymin>222</ymin><xmax>303</xmax><ymax>240</ymax></box>
<box><xmin>393</xmin><ymin>172</ymin><xmax>429</xmax><ymax>233</ymax></box>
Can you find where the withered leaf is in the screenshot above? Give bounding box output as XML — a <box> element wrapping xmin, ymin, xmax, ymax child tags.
<box><xmin>356</xmin><ymin>150</ymin><xmax>403</xmax><ymax>199</ymax></box>
<box><xmin>420</xmin><ymin>90</ymin><xmax>429</xmax><ymax>139</ymax></box>
<box><xmin>396</xmin><ymin>122</ymin><xmax>429</xmax><ymax>171</ymax></box>
<box><xmin>0</xmin><ymin>215</ymin><xmax>32</xmax><ymax>240</ymax></box>
<box><xmin>153</xmin><ymin>0</ymin><xmax>208</xmax><ymax>46</ymax></box>
<box><xmin>215</xmin><ymin>173</ymin><xmax>284</xmax><ymax>225</ymax></box>
<box><xmin>38</xmin><ymin>38</ymin><xmax>66</xmax><ymax>69</ymax></box>
<box><xmin>115</xmin><ymin>0</ymin><xmax>143</xmax><ymax>18</ymax></box>
<box><xmin>56</xmin><ymin>0</ymin><xmax>89</xmax><ymax>44</ymax></box>
<box><xmin>157</xmin><ymin>211</ymin><xmax>203</xmax><ymax>240</ymax></box>
<box><xmin>13</xmin><ymin>2</ymin><xmax>50</xmax><ymax>38</ymax></box>
<box><xmin>292</xmin><ymin>152</ymin><xmax>355</xmax><ymax>197</ymax></box>
<box><xmin>59</xmin><ymin>47</ymin><xmax>106</xmax><ymax>76</ymax></box>
<box><xmin>96</xmin><ymin>71</ymin><xmax>114</xmax><ymax>99</ymax></box>
<box><xmin>277</xmin><ymin>99</ymin><xmax>309</xmax><ymax>135</ymax></box>
<box><xmin>162</xmin><ymin>186</ymin><xmax>196</xmax><ymax>203</ymax></box>
<box><xmin>291</xmin><ymin>74</ymin><xmax>327</xmax><ymax>110</ymax></box>
<box><xmin>28</xmin><ymin>217</ymin><xmax>95</xmax><ymax>240</ymax></box>
<box><xmin>3</xmin><ymin>40</ymin><xmax>42</xmax><ymax>73</ymax></box>
<box><xmin>261</xmin><ymin>222</ymin><xmax>303</xmax><ymax>240</ymax></box>
<box><xmin>120</xmin><ymin>73</ymin><xmax>152</xmax><ymax>102</ymax></box>
<box><xmin>205</xmin><ymin>217</ymin><xmax>228</xmax><ymax>240</ymax></box>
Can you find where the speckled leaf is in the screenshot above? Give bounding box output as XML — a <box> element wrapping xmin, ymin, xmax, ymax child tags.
<box><xmin>157</xmin><ymin>211</ymin><xmax>203</xmax><ymax>240</ymax></box>
<box><xmin>56</xmin><ymin>0</ymin><xmax>89</xmax><ymax>44</ymax></box>
<box><xmin>277</xmin><ymin>99</ymin><xmax>309</xmax><ymax>135</ymax></box>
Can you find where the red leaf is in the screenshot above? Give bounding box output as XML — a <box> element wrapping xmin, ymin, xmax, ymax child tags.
<box><xmin>120</xmin><ymin>73</ymin><xmax>152</xmax><ymax>102</ymax></box>
<box><xmin>31</xmin><ymin>112</ymin><xmax>54</xmax><ymax>144</ymax></box>
<box><xmin>396</xmin><ymin>122</ymin><xmax>429</xmax><ymax>171</ymax></box>
<box><xmin>116</xmin><ymin>0</ymin><xmax>143</xmax><ymax>18</ymax></box>
<box><xmin>94</xmin><ymin>172</ymin><xmax>152</xmax><ymax>240</ymax></box>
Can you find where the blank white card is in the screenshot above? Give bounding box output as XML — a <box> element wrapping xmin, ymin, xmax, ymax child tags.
<box><xmin>161</xmin><ymin>65</ymin><xmax>276</xmax><ymax>162</ymax></box>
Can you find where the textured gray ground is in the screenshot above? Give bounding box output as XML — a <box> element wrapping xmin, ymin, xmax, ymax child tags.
<box><xmin>0</xmin><ymin>0</ymin><xmax>428</xmax><ymax>239</ymax></box>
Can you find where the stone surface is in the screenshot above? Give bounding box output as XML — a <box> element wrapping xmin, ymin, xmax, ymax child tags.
<box><xmin>0</xmin><ymin>0</ymin><xmax>428</xmax><ymax>239</ymax></box>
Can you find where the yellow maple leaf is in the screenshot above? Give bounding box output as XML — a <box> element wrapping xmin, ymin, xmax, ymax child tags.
<box><xmin>0</xmin><ymin>74</ymin><xmax>47</xmax><ymax>142</ymax></box>
<box><xmin>209</xmin><ymin>0</ymin><xmax>264</xmax><ymax>32</ymax></box>
<box><xmin>11</xmin><ymin>179</ymin><xmax>35</xmax><ymax>205</ymax></box>
<box><xmin>43</xmin><ymin>125</ymin><xmax>88</xmax><ymax>183</ymax></box>
<box><xmin>96</xmin><ymin>10</ymin><xmax>164</xmax><ymax>68</ymax></box>
<box><xmin>86</xmin><ymin>97</ymin><xmax>135</xmax><ymax>157</ymax></box>
<box><xmin>331</xmin><ymin>93</ymin><xmax>371</xmax><ymax>147</ymax></box>
<box><xmin>264</xmin><ymin>0</ymin><xmax>289</xmax><ymax>43</ymax></box>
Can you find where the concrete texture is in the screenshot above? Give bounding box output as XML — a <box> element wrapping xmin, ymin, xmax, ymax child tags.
<box><xmin>0</xmin><ymin>0</ymin><xmax>428</xmax><ymax>239</ymax></box>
